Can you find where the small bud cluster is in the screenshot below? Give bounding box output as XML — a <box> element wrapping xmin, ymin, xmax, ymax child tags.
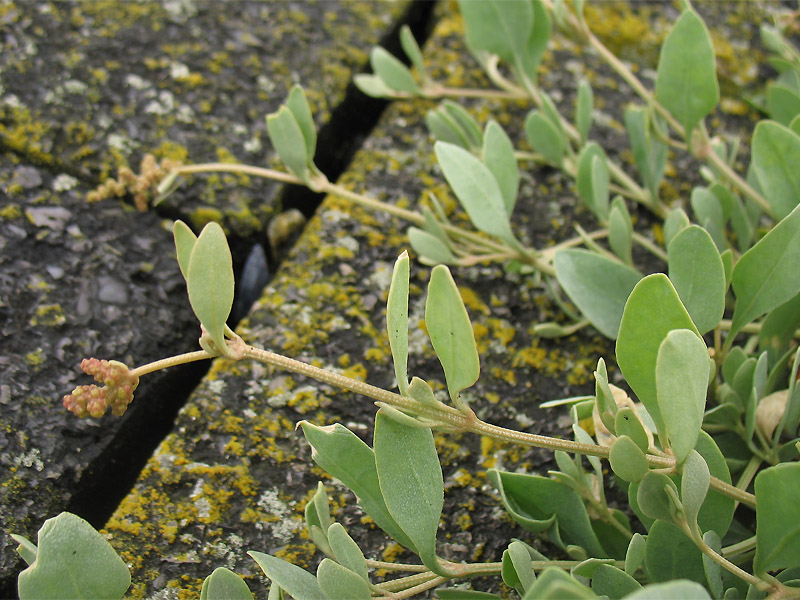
<box><xmin>62</xmin><ymin>359</ymin><xmax>139</xmax><ymax>418</ymax></box>
<box><xmin>86</xmin><ymin>154</ymin><xmax>182</xmax><ymax>211</ymax></box>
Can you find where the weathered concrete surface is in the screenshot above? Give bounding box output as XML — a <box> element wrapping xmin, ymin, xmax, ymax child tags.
<box><xmin>0</xmin><ymin>0</ymin><xmax>418</xmax><ymax>593</ymax></box>
<box><xmin>100</xmin><ymin>1</ymin><xmax>775</xmax><ymax>597</ymax></box>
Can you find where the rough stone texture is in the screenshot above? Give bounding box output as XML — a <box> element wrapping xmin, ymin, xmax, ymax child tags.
<box><xmin>0</xmin><ymin>0</ymin><xmax>414</xmax><ymax>593</ymax></box>
<box><xmin>100</xmin><ymin>1</ymin><xmax>777</xmax><ymax>597</ymax></box>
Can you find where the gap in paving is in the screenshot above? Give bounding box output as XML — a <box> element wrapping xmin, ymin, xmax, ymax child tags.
<box><xmin>64</xmin><ymin>0</ymin><xmax>439</xmax><ymax>533</ymax></box>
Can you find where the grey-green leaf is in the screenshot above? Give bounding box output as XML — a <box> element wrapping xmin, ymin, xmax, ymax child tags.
<box><xmin>616</xmin><ymin>274</ymin><xmax>700</xmax><ymax>437</ymax></box>
<box><xmin>730</xmin><ymin>203</ymin><xmax>800</xmax><ymax>340</ymax></box>
<box><xmin>374</xmin><ymin>412</ymin><xmax>443</xmax><ymax>573</ymax></box>
<box><xmin>554</xmin><ymin>249</ymin><xmax>642</xmax><ymax>339</ymax></box>
<box><xmin>387</xmin><ymin>251</ymin><xmax>410</xmax><ymax>395</ymax></box>
<box><xmin>751</xmin><ymin>120</ymin><xmax>800</xmax><ymax>220</ymax></box>
<box><xmin>609</xmin><ymin>435</ymin><xmax>649</xmax><ymax>483</ymax></box>
<box><xmin>754</xmin><ymin>462</ymin><xmax>800</xmax><ymax>573</ymax></box>
<box><xmin>615</xmin><ymin>408</ymin><xmax>649</xmax><ymax>453</ymax></box>
<box><xmin>483</xmin><ymin>120</ymin><xmax>520</xmax><ymax>216</ymax></box>
<box><xmin>426</xmin><ymin>265</ymin><xmax>480</xmax><ymax>401</ymax></box>
<box><xmin>327</xmin><ymin>523</ymin><xmax>368</xmax><ymax>581</ymax></box>
<box><xmin>409</xmin><ymin>227</ymin><xmax>456</xmax><ymax>266</ymax></box>
<box><xmin>266</xmin><ymin>105</ymin><xmax>310</xmax><ymax>182</ymax></box>
<box><xmin>173</xmin><ymin>220</ymin><xmax>197</xmax><ymax>281</ymax></box>
<box><xmin>10</xmin><ymin>534</ymin><xmax>37</xmax><ymax>566</ymax></box>
<box><xmin>636</xmin><ymin>471</ymin><xmax>680</xmax><ymax>523</ymax></box>
<box><xmin>622</xmin><ymin>580</ymin><xmax>710</xmax><ymax>599</ymax></box>
<box><xmin>591</xmin><ymin>564</ymin><xmax>641</xmax><ymax>599</ymax></box>
<box><xmin>187</xmin><ymin>222</ymin><xmax>235</xmax><ymax>351</ymax></box>
<box><xmin>655</xmin><ymin>10</ymin><xmax>719</xmax><ymax>137</ymax></box>
<box><xmin>354</xmin><ymin>74</ymin><xmax>395</xmax><ymax>98</ymax></box>
<box><xmin>663</xmin><ymin>207</ymin><xmax>690</xmax><ymax>249</ymax></box>
<box><xmin>576</xmin><ymin>79</ymin><xmax>593</xmax><ymax>145</ymax></box>
<box><xmin>680</xmin><ymin>450</ymin><xmax>710</xmax><ymax>531</ymax></box>
<box><xmin>286</xmin><ymin>85</ymin><xmax>316</xmax><ymax>162</ymax></box>
<box><xmin>17</xmin><ymin>512</ymin><xmax>130</xmax><ymax>600</ymax></box>
<box><xmin>434</xmin><ymin>142</ymin><xmax>516</xmax><ymax>245</ymax></box>
<box><xmin>316</xmin><ymin>558</ymin><xmax>371</xmax><ymax>600</ymax></box>
<box><xmin>667</xmin><ymin>225</ymin><xmax>725</xmax><ymax>334</ymax></box>
<box><xmin>400</xmin><ymin>25</ymin><xmax>426</xmax><ymax>76</ymax></box>
<box><xmin>457</xmin><ymin>0</ymin><xmax>533</xmax><ymax>66</ymax></box>
<box><xmin>371</xmin><ymin>46</ymin><xmax>419</xmax><ymax>94</ymax></box>
<box><xmin>200</xmin><ymin>567</ymin><xmax>253</xmax><ymax>600</ymax></box>
<box><xmin>701</xmin><ymin>530</ymin><xmax>723</xmax><ymax>599</ymax></box>
<box><xmin>249</xmin><ymin>551</ymin><xmax>327</xmax><ymax>600</ymax></box>
<box><xmin>525</xmin><ymin>111</ymin><xmax>566</xmax><ymax>167</ymax></box>
<box><xmin>624</xmin><ymin>533</ymin><xmax>646</xmax><ymax>576</ymax></box>
<box><xmin>609</xmin><ymin>197</ymin><xmax>633</xmax><ymax>265</ymax></box>
<box><xmin>576</xmin><ymin>143</ymin><xmax>609</xmax><ymax>222</ymax></box>
<box><xmin>655</xmin><ymin>329</ymin><xmax>710</xmax><ymax>463</ymax></box>
<box><xmin>644</xmin><ymin>521</ymin><xmax>705</xmax><ymax>585</ymax></box>
<box><xmin>299</xmin><ymin>422</ymin><xmax>417</xmax><ymax>551</ymax></box>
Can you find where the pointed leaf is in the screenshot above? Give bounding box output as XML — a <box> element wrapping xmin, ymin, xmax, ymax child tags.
<box><xmin>483</xmin><ymin>120</ymin><xmax>519</xmax><ymax>215</ymax></box>
<box><xmin>434</xmin><ymin>142</ymin><xmax>516</xmax><ymax>244</ymax></box>
<box><xmin>667</xmin><ymin>225</ymin><xmax>725</xmax><ymax>333</ymax></box>
<box><xmin>371</xmin><ymin>47</ymin><xmax>419</xmax><ymax>94</ymax></box>
<box><xmin>426</xmin><ymin>265</ymin><xmax>480</xmax><ymax>401</ymax></box>
<box><xmin>267</xmin><ymin>105</ymin><xmax>310</xmax><ymax>182</ymax></box>
<box><xmin>187</xmin><ymin>222</ymin><xmax>234</xmax><ymax>351</ymax></box>
<box><xmin>249</xmin><ymin>551</ymin><xmax>327</xmax><ymax>600</ymax></box>
<box><xmin>10</xmin><ymin>534</ymin><xmax>37</xmax><ymax>566</ymax></box>
<box><xmin>387</xmin><ymin>251</ymin><xmax>410</xmax><ymax>395</ymax></box>
<box><xmin>286</xmin><ymin>85</ymin><xmax>316</xmax><ymax>162</ymax></box>
<box><xmin>525</xmin><ymin>111</ymin><xmax>566</xmax><ymax>167</ymax></box>
<box><xmin>316</xmin><ymin>558</ymin><xmax>370</xmax><ymax>600</ymax></box>
<box><xmin>443</xmin><ymin>102</ymin><xmax>484</xmax><ymax>151</ymax></box>
<box><xmin>730</xmin><ymin>203</ymin><xmax>800</xmax><ymax>340</ymax></box>
<box><xmin>680</xmin><ymin>450</ymin><xmax>710</xmax><ymax>531</ymax></box>
<box><xmin>327</xmin><ymin>523</ymin><xmax>368</xmax><ymax>581</ymax></box>
<box><xmin>173</xmin><ymin>220</ymin><xmax>197</xmax><ymax>281</ymax></box>
<box><xmin>554</xmin><ymin>249</ymin><xmax>642</xmax><ymax>339</ymax></box>
<box><xmin>576</xmin><ymin>80</ymin><xmax>593</xmax><ymax>145</ymax></box>
<box><xmin>521</xmin><ymin>0</ymin><xmax>552</xmax><ymax>83</ymax></box>
<box><xmin>374</xmin><ymin>412</ymin><xmax>443</xmax><ymax>572</ymax></box>
<box><xmin>400</xmin><ymin>25</ymin><xmax>426</xmax><ymax>75</ymax></box>
<box><xmin>655</xmin><ymin>10</ymin><xmax>719</xmax><ymax>137</ymax></box>
<box><xmin>299</xmin><ymin>422</ymin><xmax>417</xmax><ymax>551</ymax></box>
<box><xmin>616</xmin><ymin>274</ymin><xmax>700</xmax><ymax>436</ymax></box>
<box><xmin>409</xmin><ymin>227</ymin><xmax>456</xmax><ymax>266</ymax></box>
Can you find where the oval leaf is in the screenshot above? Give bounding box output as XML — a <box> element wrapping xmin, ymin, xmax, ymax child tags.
<box><xmin>316</xmin><ymin>558</ymin><xmax>371</xmax><ymax>600</ymax></box>
<box><xmin>387</xmin><ymin>251</ymin><xmax>410</xmax><ymax>395</ymax></box>
<box><xmin>200</xmin><ymin>567</ymin><xmax>253</xmax><ymax>600</ymax></box>
<box><xmin>655</xmin><ymin>329</ymin><xmax>710</xmax><ymax>463</ymax></box>
<box><xmin>483</xmin><ymin>120</ymin><xmax>519</xmax><ymax>216</ymax></box>
<box><xmin>751</xmin><ymin>120</ymin><xmax>800</xmax><ymax>220</ymax></box>
<box><xmin>680</xmin><ymin>450</ymin><xmax>710</xmax><ymax>533</ymax></box>
<box><xmin>187</xmin><ymin>222</ymin><xmax>234</xmax><ymax>351</ymax></box>
<box><xmin>425</xmin><ymin>265</ymin><xmax>480</xmax><ymax>401</ymax></box>
<box><xmin>173</xmin><ymin>220</ymin><xmax>197</xmax><ymax>281</ymax></box>
<box><xmin>286</xmin><ymin>85</ymin><xmax>316</xmax><ymax>162</ymax></box>
<box><xmin>554</xmin><ymin>249</ymin><xmax>642</xmax><ymax>339</ymax></box>
<box><xmin>266</xmin><ymin>105</ymin><xmax>310</xmax><ymax>182</ymax></box>
<box><xmin>609</xmin><ymin>435</ymin><xmax>649</xmax><ymax>483</ymax></box>
<box><xmin>371</xmin><ymin>47</ymin><xmax>419</xmax><ymax>94</ymax></box>
<box><xmin>754</xmin><ymin>462</ymin><xmax>800</xmax><ymax>573</ymax></box>
<box><xmin>667</xmin><ymin>225</ymin><xmax>726</xmax><ymax>334</ymax></box>
<box><xmin>655</xmin><ymin>10</ymin><xmax>719</xmax><ymax>137</ymax></box>
<box><xmin>524</xmin><ymin>111</ymin><xmax>566</xmax><ymax>167</ymax></box>
<box><xmin>249</xmin><ymin>551</ymin><xmax>327</xmax><ymax>600</ymax></box>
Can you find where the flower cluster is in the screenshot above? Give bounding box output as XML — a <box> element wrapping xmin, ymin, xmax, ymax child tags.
<box><xmin>86</xmin><ymin>154</ymin><xmax>182</xmax><ymax>211</ymax></box>
<box><xmin>62</xmin><ymin>359</ymin><xmax>139</xmax><ymax>418</ymax></box>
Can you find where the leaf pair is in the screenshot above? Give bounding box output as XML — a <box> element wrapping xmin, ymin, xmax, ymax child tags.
<box><xmin>355</xmin><ymin>26</ymin><xmax>425</xmax><ymax>98</ymax></box>
<box><xmin>174</xmin><ymin>221</ymin><xmax>235</xmax><ymax>354</ymax></box>
<box><xmin>266</xmin><ymin>85</ymin><xmax>319</xmax><ymax>187</ymax></box>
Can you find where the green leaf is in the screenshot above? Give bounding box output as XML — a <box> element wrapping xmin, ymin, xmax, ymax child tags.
<box><xmin>370</xmin><ymin>46</ymin><xmax>419</xmax><ymax>94</ymax></box>
<box><xmin>616</xmin><ymin>274</ymin><xmax>700</xmax><ymax>436</ymax></box>
<box><xmin>16</xmin><ymin>513</ymin><xmax>130</xmax><ymax>600</ymax></box>
<box><xmin>576</xmin><ymin>143</ymin><xmax>609</xmax><ymax>222</ymax></box>
<box><xmin>173</xmin><ymin>220</ymin><xmax>197</xmax><ymax>281</ymax></box>
<box><xmin>644</xmin><ymin>521</ymin><xmax>705</xmax><ymax>584</ymax></box>
<box><xmin>354</xmin><ymin>74</ymin><xmax>395</xmax><ymax>98</ymax></box>
<box><xmin>624</xmin><ymin>533</ymin><xmax>646</xmax><ymax>576</ymax></box>
<box><xmin>426</xmin><ymin>265</ymin><xmax>480</xmax><ymax>402</ymax></box>
<box><xmin>443</xmin><ymin>102</ymin><xmax>484</xmax><ymax>151</ymax></box>
<box><xmin>609</xmin><ymin>435</ymin><xmax>649</xmax><ymax>483</ymax></box>
<box><xmin>655</xmin><ymin>10</ymin><xmax>719</xmax><ymax>137</ymax></box>
<box><xmin>751</xmin><ymin>120</ymin><xmax>800</xmax><ymax>219</ymax></box>
<box><xmin>754</xmin><ymin>462</ymin><xmax>800</xmax><ymax>573</ymax></box>
<box><xmin>10</xmin><ymin>534</ymin><xmax>37</xmax><ymax>566</ymax></box>
<box><xmin>437</xmin><ymin>590</ymin><xmax>502</xmax><ymax>599</ymax></box>
<box><xmin>615</xmin><ymin>408</ymin><xmax>649</xmax><ymax>453</ymax></box>
<box><xmin>690</xmin><ymin>187</ymin><xmax>725</xmax><ymax>251</ymax></box>
<box><xmin>266</xmin><ymin>105</ymin><xmax>310</xmax><ymax>182</ymax></box>
<box><xmin>637</xmin><ymin>472</ymin><xmax>679</xmax><ymax>523</ymax></box>
<box><xmin>286</xmin><ymin>85</ymin><xmax>316</xmax><ymax>162</ymax></box>
<box><xmin>458</xmin><ymin>0</ymin><xmax>533</xmax><ymax>66</ymax></box>
<box><xmin>522</xmin><ymin>568</ymin><xmax>597</xmax><ymax>600</ymax></box>
<box><xmin>521</xmin><ymin>0</ymin><xmax>552</xmax><ymax>83</ymax></box>
<box><xmin>249</xmin><ymin>551</ymin><xmax>327</xmax><ymax>600</ymax></box>
<box><xmin>299</xmin><ymin>422</ymin><xmax>416</xmax><ymax>551</ymax></box>
<box><xmin>663</xmin><ymin>207</ymin><xmax>690</xmax><ymax>249</ymax></box>
<box><xmin>399</xmin><ymin>25</ymin><xmax>426</xmax><ymax>76</ymax></box>
<box><xmin>711</xmin><ymin>184</ymin><xmax>754</xmax><ymax>253</ymax></box>
<box><xmin>187</xmin><ymin>222</ymin><xmax>235</xmax><ymax>351</ymax></box>
<box><xmin>609</xmin><ymin>197</ymin><xmax>633</xmax><ymax>265</ymax></box>
<box><xmin>409</xmin><ymin>227</ymin><xmax>456</xmax><ymax>266</ymax></box>
<box><xmin>200</xmin><ymin>568</ymin><xmax>253</xmax><ymax>600</ymax></box>
<box><xmin>622</xmin><ymin>580</ymin><xmax>711</xmax><ymax>599</ymax></box>
<box><xmin>680</xmin><ymin>450</ymin><xmax>710</xmax><ymax>531</ymax></box>
<box><xmin>434</xmin><ymin>142</ymin><xmax>516</xmax><ymax>245</ymax></box>
<box><xmin>503</xmin><ymin>540</ymin><xmax>537</xmax><ymax>595</ymax></box>
<box><xmin>758</xmin><ymin>292</ymin><xmax>800</xmax><ymax>366</ymax></box>
<box><xmin>525</xmin><ymin>111</ymin><xmax>566</xmax><ymax>167</ymax></box>
<box><xmin>554</xmin><ymin>249</ymin><xmax>642</xmax><ymax>339</ymax></box>
<box><xmin>591</xmin><ymin>564</ymin><xmax>641</xmax><ymax>599</ymax></box>
<box><xmin>624</xmin><ymin>106</ymin><xmax>666</xmax><ymax>200</ymax></box>
<box><xmin>387</xmin><ymin>251</ymin><xmax>410</xmax><ymax>395</ymax></box>
<box><xmin>482</xmin><ymin>120</ymin><xmax>519</xmax><ymax>216</ymax></box>
<box><xmin>316</xmin><ymin>558</ymin><xmax>370</xmax><ymax>600</ymax></box>
<box><xmin>701</xmin><ymin>530</ymin><xmax>723</xmax><ymax>599</ymax></box>
<box><xmin>374</xmin><ymin>412</ymin><xmax>443</xmax><ymax>573</ymax></box>
<box><xmin>305</xmin><ymin>482</ymin><xmax>333</xmax><ymax>556</ymax></box>
<box><xmin>730</xmin><ymin>203</ymin><xmax>800</xmax><ymax>340</ymax></box>
<box><xmin>667</xmin><ymin>225</ymin><xmax>725</xmax><ymax>334</ymax></box>
<box><xmin>655</xmin><ymin>329</ymin><xmax>710</xmax><ymax>463</ymax></box>
<box><xmin>407</xmin><ymin>376</ymin><xmax>440</xmax><ymax>407</ymax></box>
<box><xmin>488</xmin><ymin>470</ymin><xmax>607</xmax><ymax>557</ymax></box>
<box><xmin>576</xmin><ymin>80</ymin><xmax>593</xmax><ymax>145</ymax></box>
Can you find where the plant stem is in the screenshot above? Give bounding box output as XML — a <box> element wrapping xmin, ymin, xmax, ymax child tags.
<box><xmin>722</xmin><ymin>535</ymin><xmax>756</xmax><ymax>559</ymax></box>
<box><xmin>130</xmin><ymin>350</ymin><xmax>212</xmax><ymax>378</ymax></box>
<box><xmin>632</xmin><ymin>232</ymin><xmax>668</xmax><ymax>262</ymax></box>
